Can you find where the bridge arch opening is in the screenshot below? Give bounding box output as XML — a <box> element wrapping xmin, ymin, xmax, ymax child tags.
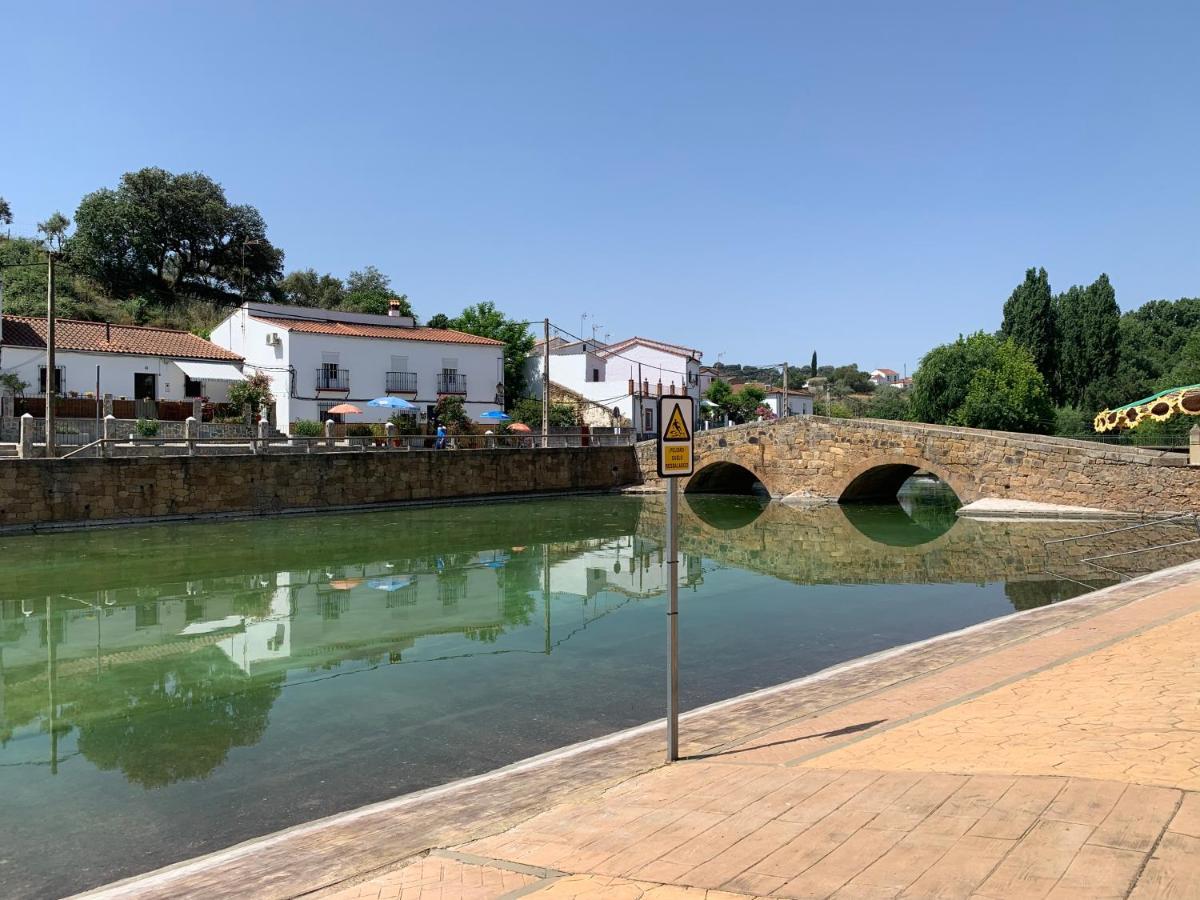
<box><xmin>685</xmin><ymin>461</ymin><xmax>770</xmax><ymax>498</ymax></box>
<box><xmin>838</xmin><ymin>464</ymin><xmax>961</xmax><ymax>506</ymax></box>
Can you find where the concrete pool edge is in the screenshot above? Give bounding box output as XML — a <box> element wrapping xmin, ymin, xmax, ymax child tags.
<box><xmin>71</xmin><ymin>558</ymin><xmax>1200</xmax><ymax>900</ymax></box>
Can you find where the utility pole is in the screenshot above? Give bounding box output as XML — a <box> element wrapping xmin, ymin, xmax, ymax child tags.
<box><xmin>542</xmin><ymin>318</ymin><xmax>550</xmax><ymax>448</ymax></box>
<box><xmin>782</xmin><ymin>361</ymin><xmax>789</xmax><ymax>418</ymax></box>
<box><xmin>45</xmin><ymin>250</ymin><xmax>56</xmax><ymax>458</ymax></box>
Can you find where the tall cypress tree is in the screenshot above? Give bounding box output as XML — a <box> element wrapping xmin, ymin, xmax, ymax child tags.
<box><xmin>1054</xmin><ymin>274</ymin><xmax>1121</xmax><ymax>411</ymax></box>
<box><xmin>811</xmin><ymin>350</ymin><xmax>818</xmax><ymax>376</ymax></box>
<box><xmin>1000</xmin><ymin>267</ymin><xmax>1056</xmax><ymax>395</ymax></box>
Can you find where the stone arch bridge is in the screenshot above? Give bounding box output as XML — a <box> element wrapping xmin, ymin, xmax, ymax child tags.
<box><xmin>636</xmin><ymin>416</ymin><xmax>1199</xmax><ymax>514</ymax></box>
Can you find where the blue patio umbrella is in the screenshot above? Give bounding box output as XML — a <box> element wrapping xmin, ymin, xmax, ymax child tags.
<box><xmin>368</xmin><ymin>576</ymin><xmax>414</xmax><ymax>592</ymax></box>
<box><xmin>479</xmin><ymin>409</ymin><xmax>511</xmax><ymax>421</ymax></box>
<box><xmin>368</xmin><ymin>396</ymin><xmax>417</xmax><ymax>410</ymax></box>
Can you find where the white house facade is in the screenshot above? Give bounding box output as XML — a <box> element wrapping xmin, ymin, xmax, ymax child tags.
<box><xmin>0</xmin><ymin>314</ymin><xmax>244</xmax><ymax>402</ymax></box>
<box><xmin>210</xmin><ymin>302</ymin><xmax>507</xmax><ymax>428</ymax></box>
<box><xmin>761</xmin><ymin>388</ymin><xmax>813</xmax><ymax>418</ymax></box>
<box><xmin>527</xmin><ymin>335</ymin><xmax>703</xmax><ymax>436</ymax></box>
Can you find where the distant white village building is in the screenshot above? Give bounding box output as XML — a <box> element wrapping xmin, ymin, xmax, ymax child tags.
<box><xmin>526</xmin><ymin>335</ymin><xmax>703</xmax><ymax>435</ymax></box>
<box><xmin>211</xmin><ymin>301</ymin><xmax>506</xmax><ymax>428</ymax></box>
<box><xmin>869</xmin><ymin>368</ymin><xmax>901</xmax><ymax>387</ymax></box>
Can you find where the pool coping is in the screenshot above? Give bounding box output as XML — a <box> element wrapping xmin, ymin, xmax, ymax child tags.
<box><xmin>71</xmin><ymin>558</ymin><xmax>1200</xmax><ymax>900</ymax></box>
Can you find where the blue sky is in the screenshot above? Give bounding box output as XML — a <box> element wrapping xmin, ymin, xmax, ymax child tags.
<box><xmin>3</xmin><ymin>1</ymin><xmax>1198</xmax><ymax>372</ymax></box>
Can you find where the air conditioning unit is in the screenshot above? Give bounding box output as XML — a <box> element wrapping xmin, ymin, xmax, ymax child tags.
<box><xmin>265</xmin><ymin>332</ymin><xmax>281</xmax><ymax>347</ymax></box>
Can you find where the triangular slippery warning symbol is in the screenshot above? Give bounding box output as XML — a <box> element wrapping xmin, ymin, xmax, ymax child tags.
<box><xmin>663</xmin><ymin>403</ymin><xmax>690</xmax><ymax>441</ymax></box>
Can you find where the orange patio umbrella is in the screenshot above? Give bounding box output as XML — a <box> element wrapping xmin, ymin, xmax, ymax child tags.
<box><xmin>326</xmin><ymin>403</ymin><xmax>362</xmax><ymax>415</ymax></box>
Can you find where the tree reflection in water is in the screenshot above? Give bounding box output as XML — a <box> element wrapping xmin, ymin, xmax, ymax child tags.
<box><xmin>73</xmin><ymin>648</ymin><xmax>284</xmax><ymax>789</ymax></box>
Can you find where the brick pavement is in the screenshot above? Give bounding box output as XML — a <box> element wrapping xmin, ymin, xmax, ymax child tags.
<box><xmin>79</xmin><ymin>562</ymin><xmax>1200</xmax><ymax>900</ymax></box>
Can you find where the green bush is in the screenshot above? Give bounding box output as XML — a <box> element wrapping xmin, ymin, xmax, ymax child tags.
<box><xmin>291</xmin><ymin>419</ymin><xmax>323</xmax><ymax>437</ymax></box>
<box><xmin>346</xmin><ymin>424</ymin><xmax>373</xmax><ymax>438</ymax></box>
<box><xmin>389</xmin><ymin>413</ymin><xmax>421</xmax><ymax>435</ymax></box>
<box><xmin>134</xmin><ymin>418</ymin><xmax>159</xmax><ymax>437</ymax></box>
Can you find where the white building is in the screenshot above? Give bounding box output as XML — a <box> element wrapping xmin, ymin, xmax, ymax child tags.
<box><xmin>527</xmin><ymin>335</ymin><xmax>703</xmax><ymax>436</ymax></box>
<box><xmin>210</xmin><ymin>302</ymin><xmax>507</xmax><ymax>429</ymax></box>
<box><xmin>760</xmin><ymin>387</ymin><xmax>814</xmax><ymax>418</ymax></box>
<box><xmin>0</xmin><ymin>314</ymin><xmax>244</xmax><ymax>401</ymax></box>
<box><xmin>870</xmin><ymin>368</ymin><xmax>901</xmax><ymax>386</ymax></box>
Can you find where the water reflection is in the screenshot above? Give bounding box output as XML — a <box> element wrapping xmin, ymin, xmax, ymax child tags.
<box><xmin>3</xmin><ymin>494</ymin><xmax>1199</xmax><ymax>898</ymax></box>
<box><xmin>685</xmin><ymin>493</ymin><xmax>770</xmax><ymax>530</ymax></box>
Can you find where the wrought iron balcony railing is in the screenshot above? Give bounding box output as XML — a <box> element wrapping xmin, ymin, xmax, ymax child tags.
<box><xmin>315</xmin><ymin>368</ymin><xmax>350</xmax><ymax>391</ymax></box>
<box><xmin>386</xmin><ymin>371</ymin><xmax>418</xmax><ymax>393</ymax></box>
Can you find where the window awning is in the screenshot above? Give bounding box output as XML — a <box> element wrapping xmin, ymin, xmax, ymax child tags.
<box><xmin>174</xmin><ymin>360</ymin><xmax>247</xmax><ymax>382</ymax></box>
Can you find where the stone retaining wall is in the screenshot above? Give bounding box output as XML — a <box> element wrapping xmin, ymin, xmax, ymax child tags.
<box><xmin>0</xmin><ymin>446</ymin><xmax>639</xmax><ymax>531</ymax></box>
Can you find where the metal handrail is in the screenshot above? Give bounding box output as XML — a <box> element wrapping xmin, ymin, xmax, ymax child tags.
<box><xmin>33</xmin><ymin>431</ymin><xmax>636</xmax><ymax>459</ymax></box>
<box><xmin>1042</xmin><ymin>513</ymin><xmax>1198</xmax><ymax>549</ymax></box>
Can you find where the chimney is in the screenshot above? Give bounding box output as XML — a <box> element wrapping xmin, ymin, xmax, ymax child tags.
<box><xmin>387</xmin><ymin>298</ymin><xmax>401</xmax><ymax>317</ymax></box>
<box><xmin>627</xmin><ymin>378</ymin><xmax>635</xmax><ymax>396</ymax></box>
<box><xmin>105</xmin><ymin>322</ymin><xmax>111</xmax><ymax>341</ymax></box>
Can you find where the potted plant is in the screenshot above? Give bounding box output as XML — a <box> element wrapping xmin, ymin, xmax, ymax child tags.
<box><xmin>370</xmin><ymin>423</ymin><xmax>386</xmax><ymax>447</ymax></box>
<box><xmin>134</xmin><ymin>418</ymin><xmax>159</xmax><ymax>440</ymax></box>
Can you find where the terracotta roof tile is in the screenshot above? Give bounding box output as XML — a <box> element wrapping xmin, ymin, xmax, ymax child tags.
<box><xmin>1</xmin><ymin>315</ymin><xmax>242</xmax><ymax>360</ymax></box>
<box><xmin>251</xmin><ymin>316</ymin><xmax>505</xmax><ymax>346</ymax></box>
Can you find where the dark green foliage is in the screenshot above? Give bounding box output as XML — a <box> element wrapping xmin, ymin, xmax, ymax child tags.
<box><xmin>425</xmin><ymin>313</ymin><xmax>452</xmax><ymax>329</ymax></box>
<box><xmin>952</xmin><ymin>339</ymin><xmax>1054</xmax><ymax>432</ymax></box>
<box><xmin>1000</xmin><ymin>267</ymin><xmax>1055</xmax><ymax>389</ymax></box>
<box><xmin>911</xmin><ymin>332</ymin><xmax>1052</xmax><ymax>433</ymax></box>
<box><xmin>910</xmin><ymin>332</ymin><xmax>1000</xmax><ymax>425</ymax></box>
<box><xmin>70</xmin><ymin>167</ymin><xmax>284</xmax><ymax>306</ymax></box>
<box><xmin>510</xmin><ymin>398</ymin><xmax>578</xmax><ymax>427</ymax></box>
<box><xmin>704</xmin><ymin>378</ymin><xmax>766</xmax><ymax>424</ymax></box>
<box><xmin>447</xmin><ymin>302</ymin><xmax>535</xmax><ymax>408</ymax></box>
<box><xmin>0</xmin><ymin>195</ymin><xmax>12</xmax><ymax>225</ymax></box>
<box><xmin>863</xmin><ymin>388</ymin><xmax>911</xmax><ymax>421</ymax></box>
<box><xmin>434</xmin><ymin>395</ymin><xmax>471</xmax><ymax>432</ymax></box>
<box><xmin>278</xmin><ymin>269</ymin><xmax>346</xmax><ymax>308</ymax></box>
<box><xmin>340</xmin><ymin>266</ymin><xmax>412</xmax><ymax>317</ymax></box>
<box><xmin>1054</xmin><ymin>274</ymin><xmax>1120</xmax><ymax>411</ymax></box>
<box><xmin>291</xmin><ymin>419</ymin><xmax>324</xmax><ymax>437</ymax></box>
<box><xmin>1053</xmin><ymin>406</ymin><xmax>1091</xmax><ymax>436</ymax></box>
<box><xmin>811</xmin><ymin>350</ymin><xmax>817</xmax><ymax>375</ymax></box>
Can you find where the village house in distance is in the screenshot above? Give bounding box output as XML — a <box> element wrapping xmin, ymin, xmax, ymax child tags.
<box><xmin>210</xmin><ymin>301</ymin><xmax>506</xmax><ymax>428</ymax></box>
<box><xmin>527</xmin><ymin>335</ymin><xmax>704</xmax><ymax>435</ymax></box>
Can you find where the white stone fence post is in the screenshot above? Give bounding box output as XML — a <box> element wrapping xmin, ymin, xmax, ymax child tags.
<box><xmin>1190</xmin><ymin>425</ymin><xmax>1200</xmax><ymax>467</ymax></box>
<box><xmin>18</xmin><ymin>413</ymin><xmax>34</xmax><ymax>459</ymax></box>
<box><xmin>103</xmin><ymin>415</ymin><xmax>116</xmax><ymax>458</ymax></box>
<box><xmin>325</xmin><ymin>419</ymin><xmax>334</xmax><ymax>449</ymax></box>
<box><xmin>185</xmin><ymin>416</ymin><xmax>198</xmax><ymax>456</ymax></box>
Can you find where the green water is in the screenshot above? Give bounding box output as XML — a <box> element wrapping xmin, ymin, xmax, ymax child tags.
<box><xmin>0</xmin><ymin>490</ymin><xmax>1129</xmax><ymax>897</ymax></box>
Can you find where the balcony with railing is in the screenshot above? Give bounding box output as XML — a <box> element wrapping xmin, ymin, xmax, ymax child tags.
<box><xmin>437</xmin><ymin>373</ymin><xmax>467</xmax><ymax>395</ymax></box>
<box><xmin>386</xmin><ymin>371</ymin><xmax>418</xmax><ymax>394</ymax></box>
<box><xmin>315</xmin><ymin>368</ymin><xmax>350</xmax><ymax>392</ymax></box>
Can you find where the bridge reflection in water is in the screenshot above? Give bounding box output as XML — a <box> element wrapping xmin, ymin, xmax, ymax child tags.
<box><xmin>4</xmin><ymin>495</ymin><xmax>1200</xmax><ymax>898</ymax></box>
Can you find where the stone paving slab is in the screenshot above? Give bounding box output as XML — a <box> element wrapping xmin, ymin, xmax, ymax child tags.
<box><xmin>75</xmin><ymin>561</ymin><xmax>1200</xmax><ymax>900</ymax></box>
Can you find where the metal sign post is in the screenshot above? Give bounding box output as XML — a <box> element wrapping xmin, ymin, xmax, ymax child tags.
<box><xmin>657</xmin><ymin>395</ymin><xmax>694</xmax><ymax>762</ymax></box>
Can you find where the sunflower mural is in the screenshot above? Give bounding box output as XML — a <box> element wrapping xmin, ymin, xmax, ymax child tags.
<box><xmin>1094</xmin><ymin>384</ymin><xmax>1200</xmax><ymax>432</ymax></box>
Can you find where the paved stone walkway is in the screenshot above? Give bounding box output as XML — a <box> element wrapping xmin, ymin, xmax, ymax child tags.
<box><xmin>80</xmin><ymin>563</ymin><xmax>1200</xmax><ymax>900</ymax></box>
<box><xmin>321</xmin><ymin>574</ymin><xmax>1200</xmax><ymax>900</ymax></box>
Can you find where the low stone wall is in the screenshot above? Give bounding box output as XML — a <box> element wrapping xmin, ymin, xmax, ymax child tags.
<box><xmin>0</xmin><ymin>446</ymin><xmax>640</xmax><ymax>531</ymax></box>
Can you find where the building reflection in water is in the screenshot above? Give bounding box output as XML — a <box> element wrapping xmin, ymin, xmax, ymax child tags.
<box><xmin>5</xmin><ymin>490</ymin><xmax>1189</xmax><ymax>792</ymax></box>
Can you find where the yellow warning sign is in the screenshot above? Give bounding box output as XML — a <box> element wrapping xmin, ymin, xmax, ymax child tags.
<box><xmin>663</xmin><ymin>444</ymin><xmax>691</xmax><ymax>472</ymax></box>
<box><xmin>663</xmin><ymin>403</ymin><xmax>691</xmax><ymax>441</ymax></box>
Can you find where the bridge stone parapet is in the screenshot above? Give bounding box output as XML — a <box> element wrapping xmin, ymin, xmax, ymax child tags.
<box><xmin>636</xmin><ymin>416</ymin><xmax>1199</xmax><ymax>514</ymax></box>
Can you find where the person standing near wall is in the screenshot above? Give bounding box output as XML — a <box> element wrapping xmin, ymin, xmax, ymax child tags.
<box><xmin>435</xmin><ymin>423</ymin><xmax>447</xmax><ymax>450</ymax></box>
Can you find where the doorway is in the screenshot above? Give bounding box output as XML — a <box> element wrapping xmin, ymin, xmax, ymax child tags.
<box><xmin>134</xmin><ymin>373</ymin><xmax>157</xmax><ymax>400</ymax></box>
